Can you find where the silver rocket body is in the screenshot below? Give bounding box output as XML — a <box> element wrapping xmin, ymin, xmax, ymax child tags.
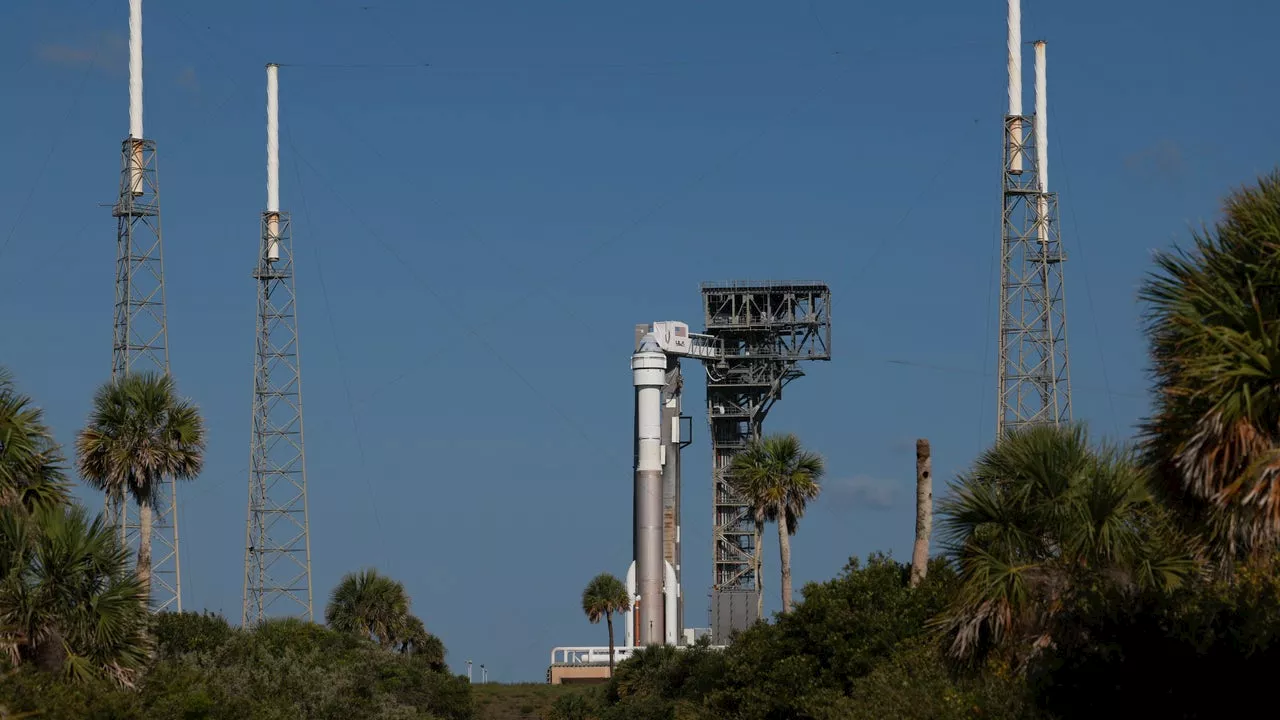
<box><xmin>632</xmin><ymin>336</ymin><xmax>667</xmax><ymax>646</ymax></box>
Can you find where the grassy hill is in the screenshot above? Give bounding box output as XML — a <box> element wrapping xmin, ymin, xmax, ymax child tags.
<box><xmin>472</xmin><ymin>683</ymin><xmax>598</xmax><ymax>720</ymax></box>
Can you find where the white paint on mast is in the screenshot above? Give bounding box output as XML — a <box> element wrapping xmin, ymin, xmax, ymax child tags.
<box><xmin>127</xmin><ymin>0</ymin><xmax>145</xmax><ymax>195</ymax></box>
<box><xmin>1007</xmin><ymin>0</ymin><xmax>1023</xmax><ymax>173</ymax></box>
<box><xmin>129</xmin><ymin>0</ymin><xmax>143</xmax><ymax>139</ymax></box>
<box><xmin>266</xmin><ymin>64</ymin><xmax>281</xmax><ymax>262</ymax></box>
<box><xmin>267</xmin><ymin>64</ymin><xmax>280</xmax><ymax>214</ymax></box>
<box><xmin>1035</xmin><ymin>40</ymin><xmax>1049</xmax><ymax>245</ymax></box>
<box><xmin>1034</xmin><ymin>40</ymin><xmax>1048</xmax><ymax>192</ymax></box>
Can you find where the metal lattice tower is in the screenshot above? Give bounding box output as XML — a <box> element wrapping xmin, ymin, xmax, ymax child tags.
<box><xmin>243</xmin><ymin>64</ymin><xmax>313</xmax><ymax>625</ymax></box>
<box><xmin>701</xmin><ymin>282</ymin><xmax>830</xmax><ymax>643</ymax></box>
<box><xmin>109</xmin><ymin>137</ymin><xmax>182</xmax><ymax>613</ymax></box>
<box><xmin>996</xmin><ymin>3</ymin><xmax>1070</xmax><ymax>438</ymax></box>
<box><xmin>107</xmin><ymin>0</ymin><xmax>181</xmax><ymax>613</ymax></box>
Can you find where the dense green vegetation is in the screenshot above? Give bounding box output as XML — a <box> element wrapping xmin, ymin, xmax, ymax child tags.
<box><xmin>0</xmin><ymin>612</ymin><xmax>473</xmax><ymax>719</ymax></box>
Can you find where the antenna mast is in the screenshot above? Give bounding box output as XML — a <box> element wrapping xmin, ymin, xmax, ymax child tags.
<box><xmin>109</xmin><ymin>0</ymin><xmax>182</xmax><ymax>612</ymax></box>
<box><xmin>243</xmin><ymin>63</ymin><xmax>314</xmax><ymax>624</ymax></box>
<box><xmin>996</xmin><ymin>0</ymin><xmax>1071</xmax><ymax>437</ymax></box>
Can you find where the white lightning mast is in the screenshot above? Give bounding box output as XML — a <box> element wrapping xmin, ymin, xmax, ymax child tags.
<box><xmin>244</xmin><ymin>64</ymin><xmax>314</xmax><ymax>625</ymax></box>
<box><xmin>1034</xmin><ymin>40</ymin><xmax>1049</xmax><ymax>244</ymax></box>
<box><xmin>995</xmin><ymin>1</ymin><xmax>1072</xmax><ymax>438</ymax></box>
<box><xmin>1007</xmin><ymin>0</ymin><xmax>1023</xmax><ymax>174</ymax></box>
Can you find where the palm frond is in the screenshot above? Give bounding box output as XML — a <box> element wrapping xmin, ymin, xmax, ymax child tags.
<box><xmin>1139</xmin><ymin>169</ymin><xmax>1280</xmax><ymax>560</ymax></box>
<box><xmin>938</xmin><ymin>423</ymin><xmax>1199</xmax><ymax>663</ymax></box>
<box><xmin>581</xmin><ymin>572</ymin><xmax>629</xmax><ymax>625</ymax></box>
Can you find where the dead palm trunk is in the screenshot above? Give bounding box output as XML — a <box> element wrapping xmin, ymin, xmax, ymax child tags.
<box><xmin>137</xmin><ymin>497</ymin><xmax>153</xmax><ymax>600</ymax></box>
<box><xmin>910</xmin><ymin>438</ymin><xmax>932</xmax><ymax>588</ymax></box>
<box><xmin>605</xmin><ymin>610</ymin><xmax>616</xmax><ymax>677</ymax></box>
<box><xmin>777</xmin><ymin>510</ymin><xmax>794</xmax><ymax>614</ymax></box>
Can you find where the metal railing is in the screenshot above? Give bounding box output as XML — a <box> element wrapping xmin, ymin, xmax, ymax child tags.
<box><xmin>550</xmin><ymin>644</ymin><xmax>726</xmax><ymax>666</ymax></box>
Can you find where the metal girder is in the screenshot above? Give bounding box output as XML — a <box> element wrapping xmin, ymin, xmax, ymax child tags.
<box><xmin>700</xmin><ymin>282</ymin><xmax>831</xmax><ymax>627</ymax></box>
<box><xmin>997</xmin><ymin>115</ymin><xmax>1071</xmax><ymax>438</ymax></box>
<box><xmin>108</xmin><ymin>137</ymin><xmax>181</xmax><ymax>613</ymax></box>
<box><xmin>243</xmin><ymin>211</ymin><xmax>314</xmax><ymax>625</ymax></box>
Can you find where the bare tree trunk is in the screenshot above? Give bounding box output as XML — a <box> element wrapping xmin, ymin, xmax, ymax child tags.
<box><xmin>138</xmin><ymin>497</ymin><xmax>153</xmax><ymax>601</ymax></box>
<box><xmin>754</xmin><ymin>518</ymin><xmax>764</xmax><ymax>620</ymax></box>
<box><xmin>910</xmin><ymin>438</ymin><xmax>932</xmax><ymax>588</ymax></box>
<box><xmin>778</xmin><ymin>511</ymin><xmax>794</xmax><ymax>614</ymax></box>
<box><xmin>606</xmin><ymin>611</ymin><xmax>616</xmax><ymax>677</ymax></box>
<box><xmin>33</xmin><ymin>627</ymin><xmax>66</xmax><ymax>674</ymax></box>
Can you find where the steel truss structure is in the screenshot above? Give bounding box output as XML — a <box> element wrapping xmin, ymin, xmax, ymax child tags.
<box><xmin>700</xmin><ymin>282</ymin><xmax>830</xmax><ymax>641</ymax></box>
<box><xmin>996</xmin><ymin>116</ymin><xmax>1071</xmax><ymax>437</ymax></box>
<box><xmin>243</xmin><ymin>210</ymin><xmax>314</xmax><ymax>624</ymax></box>
<box><xmin>109</xmin><ymin>136</ymin><xmax>181</xmax><ymax>612</ymax></box>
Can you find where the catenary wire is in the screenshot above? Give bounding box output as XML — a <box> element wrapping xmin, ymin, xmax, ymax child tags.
<box><xmin>287</xmin><ymin>125</ymin><xmax>393</xmax><ymax>569</ymax></box>
<box><xmin>0</xmin><ymin>11</ymin><xmax>105</xmax><ymax>262</ymax></box>
<box><xmin>285</xmin><ymin>138</ymin><xmax>604</xmax><ymax>451</ymax></box>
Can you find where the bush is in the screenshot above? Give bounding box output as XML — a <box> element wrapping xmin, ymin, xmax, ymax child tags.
<box><xmin>0</xmin><ymin>666</ymin><xmax>140</xmax><ymax>719</ymax></box>
<box><xmin>1030</xmin><ymin>555</ymin><xmax>1280</xmax><ymax>718</ymax></box>
<box><xmin>141</xmin><ymin>615</ymin><xmax>474</xmax><ymax>719</ymax></box>
<box><xmin>845</xmin><ymin>641</ymin><xmax>1036</xmax><ymax>720</ymax></box>
<box><xmin>7</xmin><ymin>612</ymin><xmax>473</xmax><ymax>720</ymax></box>
<box><xmin>598</xmin><ymin>553</ymin><xmax>977</xmax><ymax>719</ymax></box>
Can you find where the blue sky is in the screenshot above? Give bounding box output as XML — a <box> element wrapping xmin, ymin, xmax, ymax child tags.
<box><xmin>2</xmin><ymin>0</ymin><xmax>1278</xmax><ymax>681</ymax></box>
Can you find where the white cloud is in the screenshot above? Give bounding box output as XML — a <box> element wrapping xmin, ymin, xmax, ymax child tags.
<box><xmin>177</xmin><ymin>66</ymin><xmax>200</xmax><ymax>93</ymax></box>
<box><xmin>825</xmin><ymin>475</ymin><xmax>898</xmax><ymax>511</ymax></box>
<box><xmin>35</xmin><ymin>32</ymin><xmax>127</xmax><ymax>75</ymax></box>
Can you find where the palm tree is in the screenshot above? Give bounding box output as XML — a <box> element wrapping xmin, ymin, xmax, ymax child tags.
<box><xmin>0</xmin><ymin>504</ymin><xmax>150</xmax><ymax>686</ymax></box>
<box><xmin>75</xmin><ymin>373</ymin><xmax>206</xmax><ymax>600</ymax></box>
<box><xmin>937</xmin><ymin>423</ymin><xmax>1197</xmax><ymax>664</ymax></box>
<box><xmin>581</xmin><ymin>572</ymin><xmax>629</xmax><ymax>676</ymax></box>
<box><xmin>726</xmin><ymin>440</ymin><xmax>770</xmax><ymax>619</ymax></box>
<box><xmin>1139</xmin><ymin>169</ymin><xmax>1280</xmax><ymax>563</ymax></box>
<box><xmin>397</xmin><ymin>615</ymin><xmax>446</xmax><ymax>670</ymax></box>
<box><xmin>0</xmin><ymin>369</ymin><xmax>70</xmax><ymax>513</ymax></box>
<box><xmin>325</xmin><ymin>568</ymin><xmax>415</xmax><ymax>649</ymax></box>
<box><xmin>728</xmin><ymin>433</ymin><xmax>824</xmax><ymax>615</ymax></box>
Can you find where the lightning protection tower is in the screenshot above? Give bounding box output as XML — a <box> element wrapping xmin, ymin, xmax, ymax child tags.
<box><xmin>701</xmin><ymin>281</ymin><xmax>831</xmax><ymax>644</ymax></box>
<box><xmin>243</xmin><ymin>63</ymin><xmax>314</xmax><ymax>625</ymax></box>
<box><xmin>997</xmin><ymin>0</ymin><xmax>1071</xmax><ymax>438</ymax></box>
<box><xmin>109</xmin><ymin>0</ymin><xmax>181</xmax><ymax>612</ymax></box>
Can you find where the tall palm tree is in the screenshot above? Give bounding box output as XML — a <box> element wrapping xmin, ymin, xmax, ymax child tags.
<box><xmin>728</xmin><ymin>433</ymin><xmax>824</xmax><ymax>615</ymax></box>
<box><xmin>726</xmin><ymin>440</ymin><xmax>770</xmax><ymax>619</ymax></box>
<box><xmin>325</xmin><ymin>568</ymin><xmax>415</xmax><ymax>649</ymax></box>
<box><xmin>937</xmin><ymin>423</ymin><xmax>1197</xmax><ymax>664</ymax></box>
<box><xmin>0</xmin><ymin>369</ymin><xmax>70</xmax><ymax>513</ymax></box>
<box><xmin>1140</xmin><ymin>169</ymin><xmax>1280</xmax><ymax>563</ymax></box>
<box><xmin>75</xmin><ymin>373</ymin><xmax>206</xmax><ymax>600</ymax></box>
<box><xmin>581</xmin><ymin>572</ymin><xmax>628</xmax><ymax>676</ymax></box>
<box><xmin>0</xmin><ymin>504</ymin><xmax>150</xmax><ymax>686</ymax></box>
